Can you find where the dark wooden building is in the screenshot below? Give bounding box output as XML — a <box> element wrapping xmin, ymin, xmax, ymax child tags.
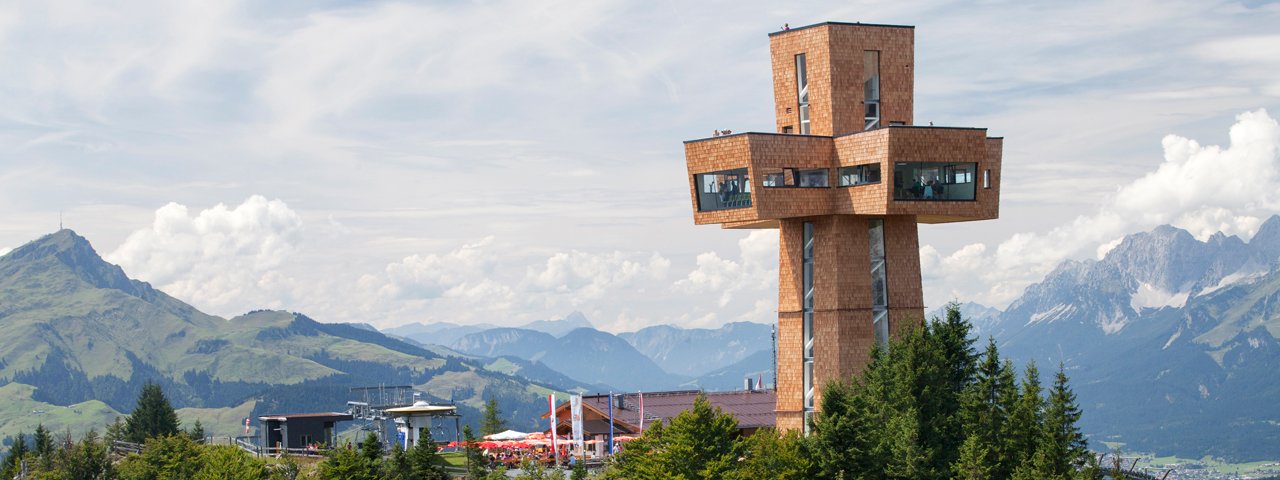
<box><xmin>258</xmin><ymin>412</ymin><xmax>353</xmax><ymax>450</ymax></box>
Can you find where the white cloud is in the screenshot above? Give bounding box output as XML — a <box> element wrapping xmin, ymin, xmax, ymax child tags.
<box><xmin>525</xmin><ymin>250</ymin><xmax>671</xmax><ymax>300</ymax></box>
<box><xmin>371</xmin><ymin>237</ymin><xmax>501</xmax><ymax>300</ymax></box>
<box><xmin>106</xmin><ymin>195</ymin><xmax>303</xmax><ymax>315</ymax></box>
<box><xmin>923</xmin><ymin>109</ymin><xmax>1280</xmax><ymax>308</ymax></box>
<box><xmin>676</xmin><ymin>230</ymin><xmax>777</xmax><ymax>307</ymax></box>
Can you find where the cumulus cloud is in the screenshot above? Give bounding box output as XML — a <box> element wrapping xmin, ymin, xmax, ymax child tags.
<box><xmin>676</xmin><ymin>230</ymin><xmax>778</xmax><ymax>309</ymax></box>
<box><xmin>923</xmin><ymin>109</ymin><xmax>1280</xmax><ymax>308</ymax></box>
<box><xmin>369</xmin><ymin>237</ymin><xmax>502</xmax><ymax>300</ymax></box>
<box><xmin>524</xmin><ymin>251</ymin><xmax>671</xmax><ymax>300</ymax></box>
<box><xmin>106</xmin><ymin>195</ymin><xmax>303</xmax><ymax>315</ymax></box>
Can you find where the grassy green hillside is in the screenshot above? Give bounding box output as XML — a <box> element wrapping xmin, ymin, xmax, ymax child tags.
<box><xmin>0</xmin><ymin>229</ymin><xmax>579</xmax><ymax>440</ymax></box>
<box><xmin>0</xmin><ymin>383</ymin><xmax>121</xmax><ymax>449</ymax></box>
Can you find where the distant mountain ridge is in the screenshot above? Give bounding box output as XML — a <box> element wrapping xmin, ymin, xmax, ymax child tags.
<box><xmin>390</xmin><ymin>317</ymin><xmax>776</xmax><ymax>391</ymax></box>
<box><xmin>985</xmin><ymin>216</ymin><xmax>1280</xmax><ymax>461</ymax></box>
<box><xmin>450</xmin><ymin>327</ymin><xmax>688</xmax><ymax>391</ymax></box>
<box><xmin>0</xmin><ymin>230</ymin><xmax>575</xmax><ymax>441</ymax></box>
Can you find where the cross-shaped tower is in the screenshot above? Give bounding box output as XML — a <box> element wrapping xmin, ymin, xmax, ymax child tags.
<box><xmin>683</xmin><ymin>22</ymin><xmax>1003</xmax><ymax>432</ymax></box>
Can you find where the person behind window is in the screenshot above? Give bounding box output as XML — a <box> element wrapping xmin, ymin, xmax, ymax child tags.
<box><xmin>924</xmin><ymin>181</ymin><xmax>935</xmax><ymax>199</ymax></box>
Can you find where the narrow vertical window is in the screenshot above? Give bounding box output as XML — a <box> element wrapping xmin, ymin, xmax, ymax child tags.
<box><xmin>863</xmin><ymin>51</ymin><xmax>881</xmax><ymax>130</ymax></box>
<box><xmin>801</xmin><ymin>222</ymin><xmax>815</xmax><ymax>433</ymax></box>
<box><xmin>868</xmin><ymin>219</ymin><xmax>889</xmax><ymax>349</ymax></box>
<box><xmin>796</xmin><ymin>54</ymin><xmax>810</xmax><ymax>135</ymax></box>
<box><xmin>983</xmin><ymin>169</ymin><xmax>991</xmax><ymax>189</ymax></box>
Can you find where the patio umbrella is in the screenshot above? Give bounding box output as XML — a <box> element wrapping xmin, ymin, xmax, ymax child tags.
<box><xmin>484</xmin><ymin>430</ymin><xmax>529</xmax><ymax>441</ymax></box>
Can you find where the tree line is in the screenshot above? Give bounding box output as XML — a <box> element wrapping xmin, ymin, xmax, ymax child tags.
<box><xmin>602</xmin><ymin>305</ymin><xmax>1098</xmax><ymax>479</ymax></box>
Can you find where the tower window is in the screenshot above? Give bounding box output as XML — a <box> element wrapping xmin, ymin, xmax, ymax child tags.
<box><xmin>796</xmin><ymin>54</ymin><xmax>810</xmax><ymax>135</ymax></box>
<box><xmin>868</xmin><ymin>218</ymin><xmax>889</xmax><ymax>349</ymax></box>
<box><xmin>983</xmin><ymin>169</ymin><xmax>991</xmax><ymax>189</ymax></box>
<box><xmin>838</xmin><ymin>163</ymin><xmax>881</xmax><ymax>186</ymax></box>
<box><xmin>801</xmin><ymin>221</ymin><xmax>815</xmax><ymax>434</ymax></box>
<box><xmin>864</xmin><ymin>51</ymin><xmax>881</xmax><ymax>130</ymax></box>
<box><xmin>893</xmin><ymin>162</ymin><xmax>978</xmax><ymax>201</ymax></box>
<box><xmin>694</xmin><ymin>169</ymin><xmax>752</xmax><ymax>211</ymax></box>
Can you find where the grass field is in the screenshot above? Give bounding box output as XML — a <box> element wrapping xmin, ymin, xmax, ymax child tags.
<box><xmin>0</xmin><ymin>383</ymin><xmax>121</xmax><ymax>451</ymax></box>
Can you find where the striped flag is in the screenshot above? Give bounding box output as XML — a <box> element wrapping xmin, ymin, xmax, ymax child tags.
<box><xmin>243</xmin><ymin>417</ymin><xmax>250</xmax><ymax>434</ymax></box>
<box><xmin>548</xmin><ymin>394</ymin><xmax>558</xmax><ymax>464</ymax></box>
<box><xmin>638</xmin><ymin>391</ymin><xmax>644</xmax><ymax>433</ymax></box>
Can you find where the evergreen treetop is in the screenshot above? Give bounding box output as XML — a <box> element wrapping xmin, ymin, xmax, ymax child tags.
<box><xmin>125</xmin><ymin>380</ymin><xmax>181</xmax><ymax>444</ymax></box>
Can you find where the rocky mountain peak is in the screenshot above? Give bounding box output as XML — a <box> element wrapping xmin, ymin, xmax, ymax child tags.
<box><xmin>2</xmin><ymin>229</ymin><xmax>151</xmax><ymax>297</ymax></box>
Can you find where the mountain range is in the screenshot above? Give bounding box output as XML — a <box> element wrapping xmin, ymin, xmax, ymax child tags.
<box><xmin>969</xmin><ymin>216</ymin><xmax>1280</xmax><ymax>461</ymax></box>
<box><xmin>7</xmin><ymin>219</ymin><xmax>1279</xmax><ymax>462</ymax></box>
<box><xmin>0</xmin><ymin>230</ymin><xmax>574</xmax><ymax>442</ymax></box>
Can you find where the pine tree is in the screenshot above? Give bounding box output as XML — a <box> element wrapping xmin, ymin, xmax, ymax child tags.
<box><xmin>383</xmin><ymin>442</ymin><xmax>412</xmax><ymax>480</ymax></box>
<box><xmin>952</xmin><ymin>434</ymin><xmax>993</xmax><ymax>480</ymax></box>
<box><xmin>53</xmin><ymin>429</ymin><xmax>114</xmax><ymax>480</ymax></box>
<box><xmin>409</xmin><ymin>428</ymin><xmax>449</xmax><ymax>480</ymax></box>
<box><xmin>481</xmin><ymin>397</ymin><xmax>506</xmax><ymax>436</ymax></box>
<box><xmin>960</xmin><ymin>338</ymin><xmax>1019</xmax><ymax>479</ymax></box>
<box><xmin>613</xmin><ymin>394</ymin><xmax>741</xmax><ymax>479</ymax></box>
<box><xmin>33</xmin><ymin>423</ymin><xmax>54</xmax><ymax>459</ymax></box>
<box><xmin>1040</xmin><ymin>363</ymin><xmax>1090</xmax><ymax>477</ymax></box>
<box><xmin>125</xmin><ymin>380</ymin><xmax>181</xmax><ymax>443</ymax></box>
<box><xmin>360</xmin><ymin>431</ymin><xmax>383</xmax><ymax>467</ymax></box>
<box><xmin>1006</xmin><ymin>361</ymin><xmax>1044</xmax><ymax>467</ymax></box>
<box><xmin>193</xmin><ymin>445</ymin><xmax>266</xmax><ymax>480</ymax></box>
<box><xmin>926</xmin><ymin>303</ymin><xmax>979</xmax><ymax>471</ymax></box>
<box><xmin>1</xmin><ymin>431</ymin><xmax>27</xmax><ymax>480</ymax></box>
<box><xmin>728</xmin><ymin>428</ymin><xmax>816</xmax><ymax>480</ymax></box>
<box><xmin>319</xmin><ymin>443</ymin><xmax>377</xmax><ymax>480</ymax></box>
<box><xmin>188</xmin><ymin>419</ymin><xmax>206</xmax><ymax>443</ymax></box>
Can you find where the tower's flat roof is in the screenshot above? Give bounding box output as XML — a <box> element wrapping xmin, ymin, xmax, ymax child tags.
<box><xmin>768</xmin><ymin>21</ymin><xmax>915</xmax><ymax>37</ymax></box>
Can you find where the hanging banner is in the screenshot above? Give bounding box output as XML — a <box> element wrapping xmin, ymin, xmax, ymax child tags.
<box><xmin>570</xmin><ymin>395</ymin><xmax>584</xmax><ymax>454</ymax></box>
<box><xmin>548</xmin><ymin>394</ymin><xmax>558</xmax><ymax>464</ymax></box>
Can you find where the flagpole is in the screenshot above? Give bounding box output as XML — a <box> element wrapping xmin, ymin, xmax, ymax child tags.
<box><xmin>607</xmin><ymin>392</ymin><xmax>614</xmax><ymax>456</ymax></box>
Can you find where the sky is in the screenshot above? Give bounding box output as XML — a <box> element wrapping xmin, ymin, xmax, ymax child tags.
<box><xmin>1</xmin><ymin>0</ymin><xmax>1279</xmax><ymax>333</ymax></box>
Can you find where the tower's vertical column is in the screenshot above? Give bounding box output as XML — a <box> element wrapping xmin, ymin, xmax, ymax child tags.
<box><xmin>775</xmin><ymin>220</ymin><xmax>805</xmax><ymax>432</ymax></box>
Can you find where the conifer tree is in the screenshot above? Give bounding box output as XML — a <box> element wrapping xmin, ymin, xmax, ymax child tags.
<box><xmin>1006</xmin><ymin>361</ymin><xmax>1045</xmax><ymax>467</ymax></box>
<box><xmin>53</xmin><ymin>429</ymin><xmax>113</xmax><ymax>480</ymax></box>
<box><xmin>125</xmin><ymin>381</ymin><xmax>181</xmax><ymax>443</ymax></box>
<box><xmin>926</xmin><ymin>303</ymin><xmax>979</xmax><ymax>470</ymax></box>
<box><xmin>319</xmin><ymin>443</ymin><xmax>376</xmax><ymax>480</ymax></box>
<box><xmin>360</xmin><ymin>431</ymin><xmax>383</xmax><ymax>467</ymax></box>
<box><xmin>383</xmin><ymin>442</ymin><xmax>412</xmax><ymax>480</ymax></box>
<box><xmin>960</xmin><ymin>338</ymin><xmax>1019</xmax><ymax>479</ymax></box>
<box><xmin>481</xmin><ymin>397</ymin><xmax>506</xmax><ymax>436</ymax></box>
<box><xmin>952</xmin><ymin>434</ymin><xmax>993</xmax><ymax>480</ymax></box>
<box><xmin>193</xmin><ymin>445</ymin><xmax>265</xmax><ymax>480</ymax></box>
<box><xmin>188</xmin><ymin>419</ymin><xmax>206</xmax><ymax>443</ymax></box>
<box><xmin>1</xmin><ymin>431</ymin><xmax>27</xmax><ymax>480</ymax></box>
<box><xmin>1040</xmin><ymin>363</ymin><xmax>1090</xmax><ymax>477</ymax></box>
<box><xmin>409</xmin><ymin>428</ymin><xmax>449</xmax><ymax>480</ymax></box>
<box><xmin>33</xmin><ymin>423</ymin><xmax>54</xmax><ymax>459</ymax></box>
<box><xmin>613</xmin><ymin>394</ymin><xmax>740</xmax><ymax>479</ymax></box>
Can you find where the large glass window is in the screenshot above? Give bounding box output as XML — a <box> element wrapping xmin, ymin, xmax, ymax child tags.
<box><xmin>694</xmin><ymin>168</ymin><xmax>751</xmax><ymax>211</ymax></box>
<box><xmin>893</xmin><ymin>162</ymin><xmax>978</xmax><ymax>201</ymax></box>
<box><xmin>838</xmin><ymin>163</ymin><xmax>881</xmax><ymax>186</ymax></box>
<box><xmin>796</xmin><ymin>54</ymin><xmax>810</xmax><ymax>135</ymax></box>
<box><xmin>864</xmin><ymin>51</ymin><xmax>881</xmax><ymax>130</ymax></box>
<box><xmin>802</xmin><ymin>222</ymin><xmax>815</xmax><ymax>434</ymax></box>
<box><xmin>760</xmin><ymin>168</ymin><xmax>829</xmax><ymax>188</ymax></box>
<box><xmin>868</xmin><ymin>219</ymin><xmax>889</xmax><ymax>349</ymax></box>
